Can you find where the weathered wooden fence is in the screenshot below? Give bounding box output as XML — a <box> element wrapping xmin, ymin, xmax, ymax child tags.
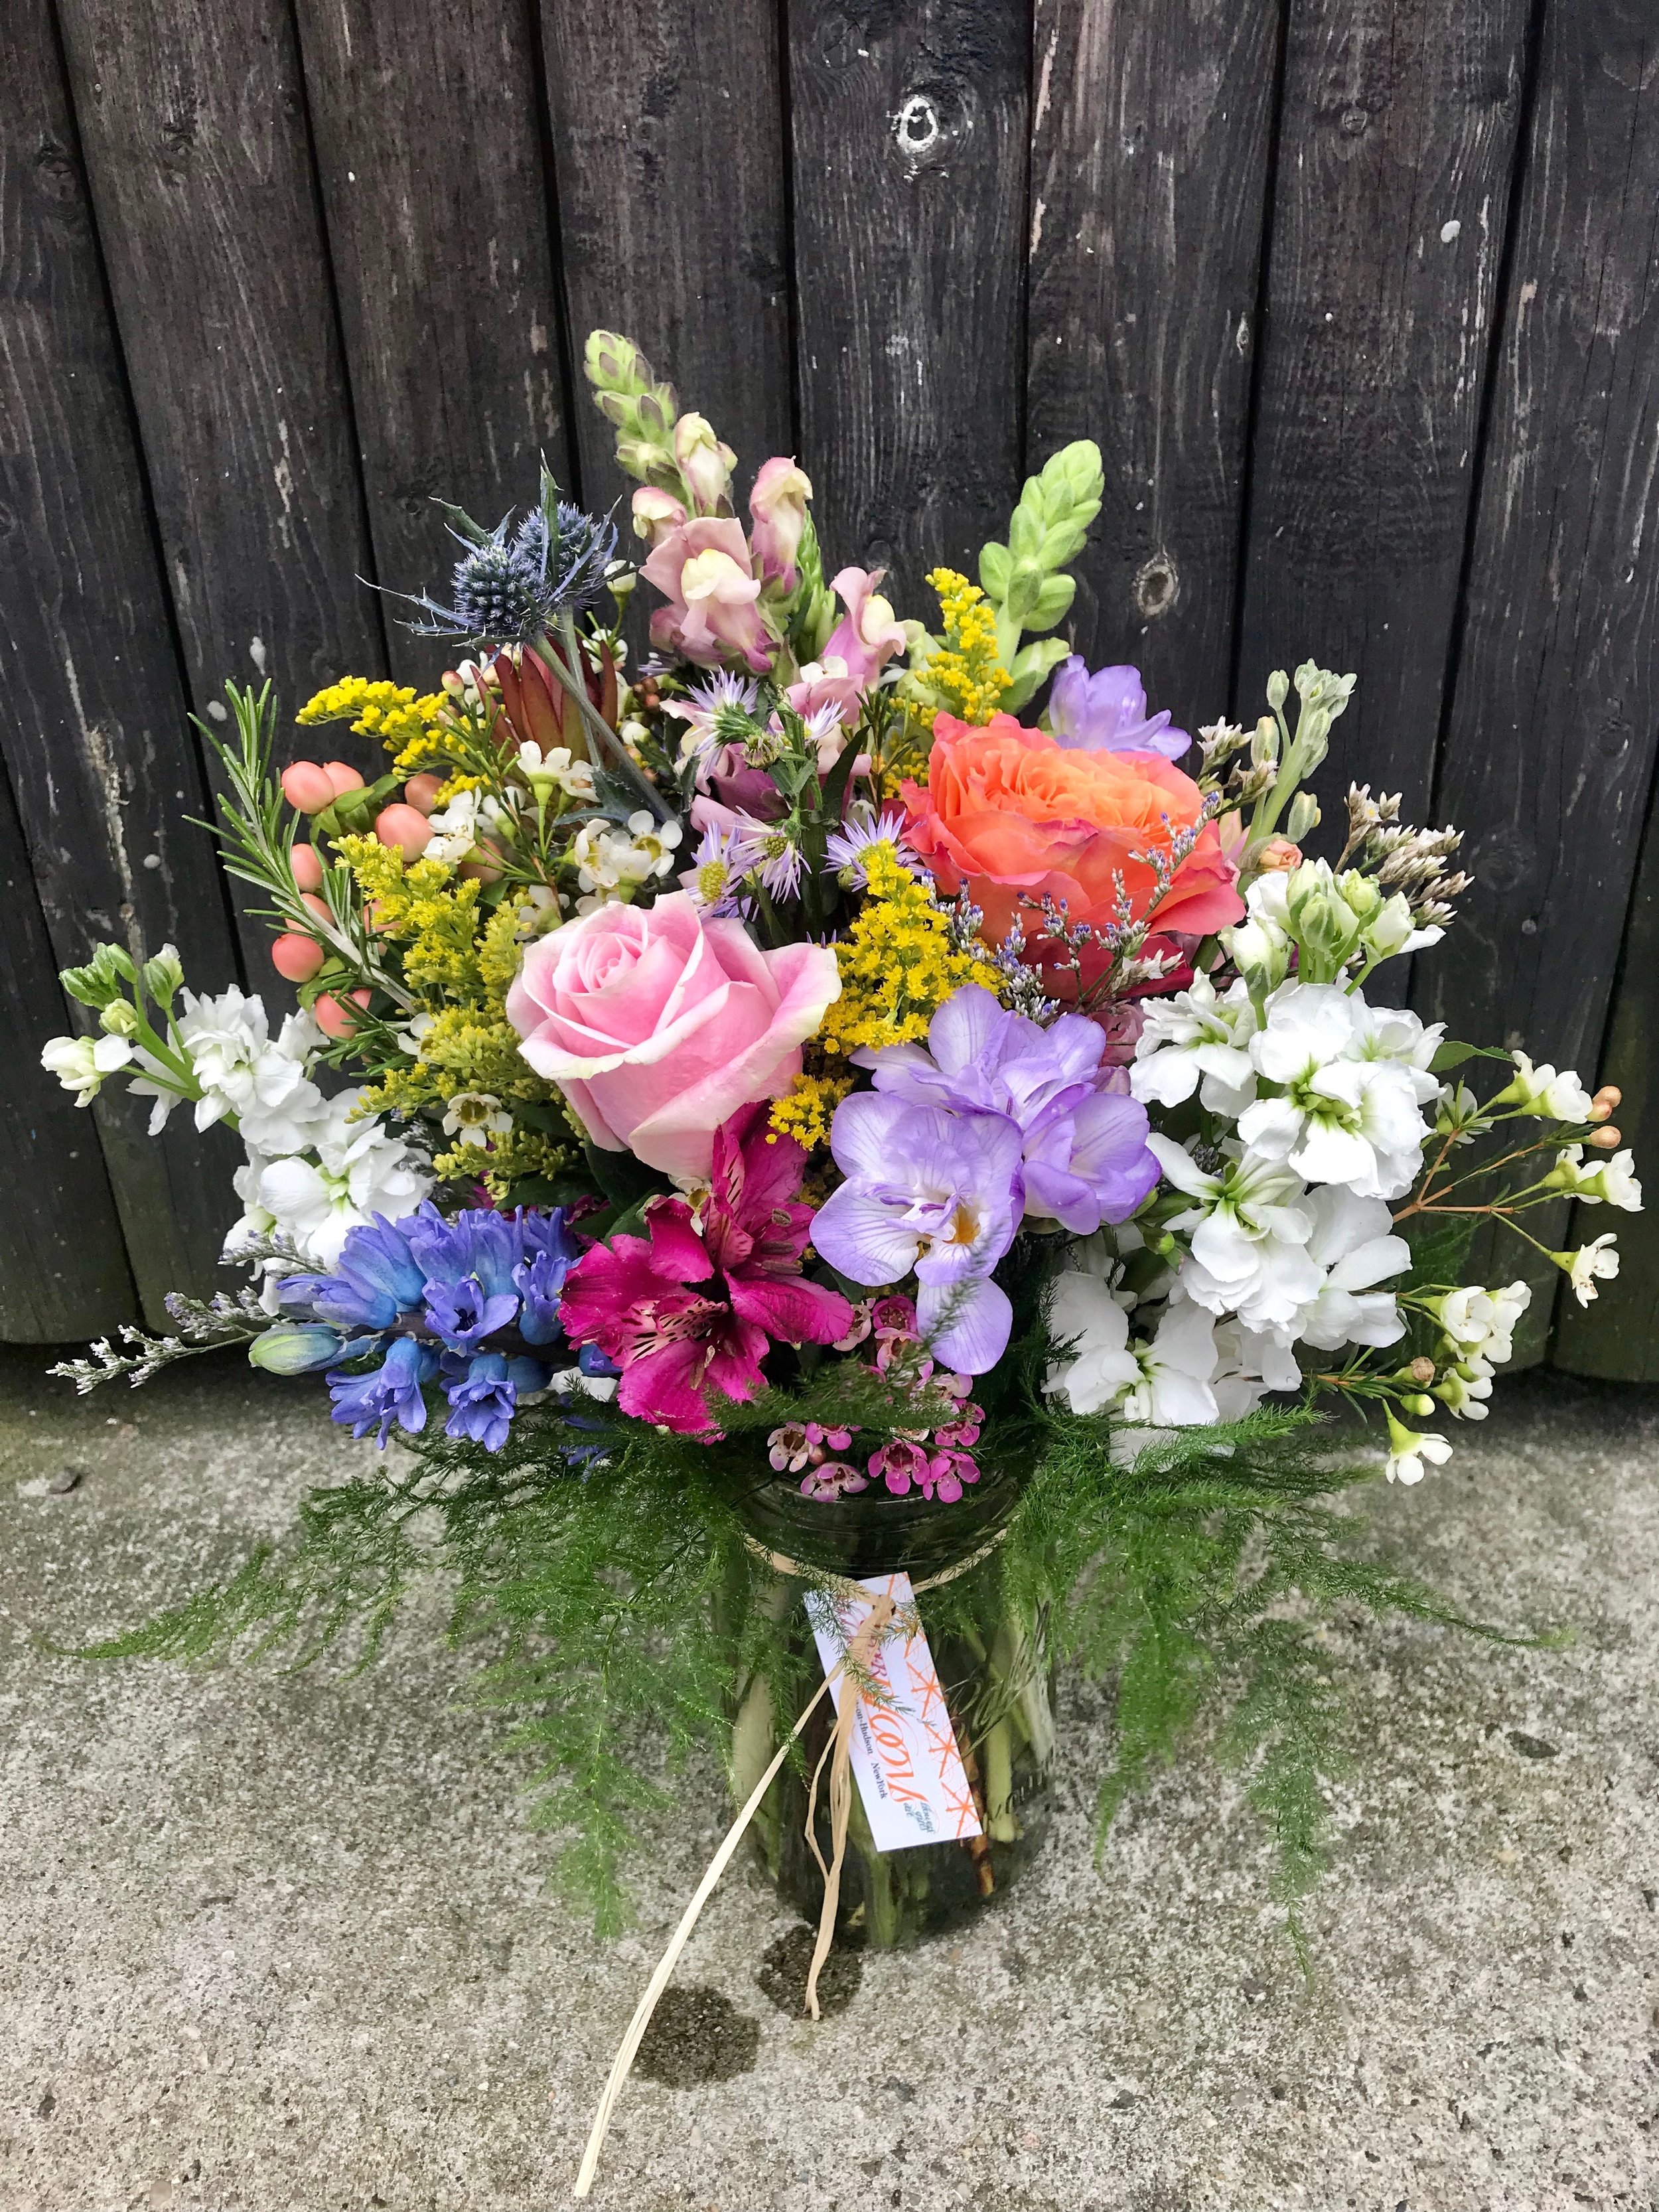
<box><xmin>3</xmin><ymin>0</ymin><xmax>1656</xmax><ymax>1373</ymax></box>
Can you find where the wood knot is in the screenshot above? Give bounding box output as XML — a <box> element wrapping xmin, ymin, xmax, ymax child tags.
<box><xmin>1133</xmin><ymin>550</ymin><xmax>1180</xmax><ymax>621</ymax></box>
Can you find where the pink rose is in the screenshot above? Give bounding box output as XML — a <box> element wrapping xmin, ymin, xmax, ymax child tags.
<box><xmin>505</xmin><ymin>892</ymin><xmax>841</xmax><ymax>1182</ymax></box>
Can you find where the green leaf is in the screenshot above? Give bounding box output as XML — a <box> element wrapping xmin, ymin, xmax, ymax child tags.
<box><xmin>1429</xmin><ymin>1040</ymin><xmax>1512</xmax><ymax>1074</ymax></box>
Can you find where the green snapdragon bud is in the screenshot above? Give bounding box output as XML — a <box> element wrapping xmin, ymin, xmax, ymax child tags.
<box><xmin>980</xmin><ymin>439</ymin><xmax>1104</xmax><ymax>688</ymax></box>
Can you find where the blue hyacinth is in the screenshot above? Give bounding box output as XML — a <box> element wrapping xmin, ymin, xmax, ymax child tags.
<box><xmin>279</xmin><ymin>1202</ymin><xmax>587</xmax><ymax>1453</ymax></box>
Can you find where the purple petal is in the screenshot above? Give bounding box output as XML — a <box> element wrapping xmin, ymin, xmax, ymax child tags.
<box><xmin>917</xmin><ymin>1275</ymin><xmax>1012</xmax><ymax>1375</ymax></box>
<box><xmin>808</xmin><ymin>1185</ymin><xmax>922</xmax><ymax>1287</ymax></box>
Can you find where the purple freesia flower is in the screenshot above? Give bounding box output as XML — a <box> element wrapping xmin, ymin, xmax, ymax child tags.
<box><xmin>1048</xmin><ymin>658</ymin><xmax>1190</xmax><ymax>760</ymax></box>
<box><xmin>326</xmin><ymin>1335</ymin><xmax>437</xmax><ymax>1446</ymax></box>
<box><xmin>853</xmin><ymin>984</ymin><xmax>1159</xmax><ymax>1235</ymax></box>
<box><xmin>811</xmin><ymin>1098</ymin><xmax>1025</xmax><ymax>1374</ymax></box>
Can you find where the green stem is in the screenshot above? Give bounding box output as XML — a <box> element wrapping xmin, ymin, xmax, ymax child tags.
<box><xmin>547</xmin><ymin>619</ymin><xmax>668</xmax><ymax>821</ymax></box>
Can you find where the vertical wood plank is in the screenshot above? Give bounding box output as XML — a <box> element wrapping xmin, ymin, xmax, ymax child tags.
<box><xmin>1553</xmin><ymin>783</ymin><xmax>1659</xmax><ymax>1379</ymax></box>
<box><xmin>1</xmin><ymin>0</ymin><xmax>257</xmax><ymax>1327</ymax></box>
<box><xmin>52</xmin><ymin>0</ymin><xmax>388</xmax><ymax>773</ymax></box>
<box><xmin>0</xmin><ymin>761</ymin><xmax>137</xmax><ymax>1342</ymax></box>
<box><xmin>1425</xmin><ymin>0</ymin><xmax>1659</xmax><ymax>1367</ymax></box>
<box><xmin>1026</xmin><ymin>0</ymin><xmax>1281</xmax><ymax>723</ymax></box>
<box><xmin>1235</xmin><ymin>0</ymin><xmax>1532</xmax><ymax>803</ymax></box>
<box><xmin>540</xmin><ymin>0</ymin><xmax>793</xmax><ymax>513</ymax></box>
<box><xmin>788</xmin><ymin>0</ymin><xmax>1031</xmax><ymax>612</ymax></box>
<box><xmin>293</xmin><ymin>0</ymin><xmax>575</xmax><ymax>676</ymax></box>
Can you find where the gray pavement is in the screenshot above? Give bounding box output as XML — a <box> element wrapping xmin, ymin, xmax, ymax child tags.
<box><xmin>1</xmin><ymin>1344</ymin><xmax>1656</xmax><ymax>2212</ymax></box>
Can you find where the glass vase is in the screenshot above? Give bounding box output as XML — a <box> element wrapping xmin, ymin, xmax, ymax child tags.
<box><xmin>727</xmin><ymin>1464</ymin><xmax>1055</xmax><ymax>1950</ymax></box>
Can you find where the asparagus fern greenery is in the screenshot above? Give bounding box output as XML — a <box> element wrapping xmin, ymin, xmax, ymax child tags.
<box><xmin>77</xmin><ymin>1371</ymin><xmax>1532</xmax><ymax>1954</ymax></box>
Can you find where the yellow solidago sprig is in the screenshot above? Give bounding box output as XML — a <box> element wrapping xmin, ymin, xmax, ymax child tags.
<box><xmin>335</xmin><ymin>835</ymin><xmax>571</xmax><ymax>1198</ymax></box>
<box><xmin>767</xmin><ymin>1069</ymin><xmax>854</xmax><ymax>1153</ymax></box>
<box><xmin>818</xmin><ymin>846</ymin><xmax>1003</xmax><ymax>1059</ymax></box>
<box><xmin>298</xmin><ymin>677</ymin><xmax>450</xmax><ymax>773</ymax></box>
<box><xmin>912</xmin><ymin>569</ymin><xmax>1010</xmax><ymax>731</ymax></box>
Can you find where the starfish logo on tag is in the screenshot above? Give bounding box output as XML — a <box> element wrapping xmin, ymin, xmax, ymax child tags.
<box><xmin>806</xmin><ymin>1572</ymin><xmax>983</xmax><ymax>1850</ymax></box>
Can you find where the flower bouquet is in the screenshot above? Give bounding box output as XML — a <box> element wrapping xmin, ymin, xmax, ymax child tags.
<box><xmin>42</xmin><ymin>331</ymin><xmax>1642</xmax><ymax>2183</ymax></box>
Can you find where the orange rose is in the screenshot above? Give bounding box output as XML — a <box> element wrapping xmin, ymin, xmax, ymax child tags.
<box><xmin>901</xmin><ymin>712</ymin><xmax>1243</xmax><ymax>943</ymax></box>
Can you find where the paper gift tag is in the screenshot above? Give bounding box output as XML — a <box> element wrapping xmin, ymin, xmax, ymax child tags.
<box><xmin>805</xmin><ymin>1571</ymin><xmax>982</xmax><ymax>1852</ymax></box>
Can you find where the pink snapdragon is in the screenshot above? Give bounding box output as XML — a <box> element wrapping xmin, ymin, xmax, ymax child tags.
<box><xmin>750</xmin><ymin>457</ymin><xmax>813</xmax><ymax>593</ymax></box>
<box><xmin>642</xmin><ymin>517</ymin><xmax>774</xmax><ymax>672</ymax></box>
<box><xmin>631</xmin><ymin>486</ymin><xmax>687</xmax><ymax>548</ymax></box>
<box><xmin>823</xmin><ymin>567</ymin><xmax>908</xmax><ymax>688</ymax></box>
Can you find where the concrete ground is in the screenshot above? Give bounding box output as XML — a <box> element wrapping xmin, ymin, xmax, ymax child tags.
<box><xmin>1</xmin><ymin>1345</ymin><xmax>1656</xmax><ymax>2212</ymax></box>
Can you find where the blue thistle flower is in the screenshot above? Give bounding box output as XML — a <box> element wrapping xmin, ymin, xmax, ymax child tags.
<box><xmin>403</xmin><ymin>493</ymin><xmax>618</xmax><ymax>646</ymax></box>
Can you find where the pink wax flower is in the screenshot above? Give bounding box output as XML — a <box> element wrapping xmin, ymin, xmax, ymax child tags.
<box><xmin>804</xmin><ymin>1421</ymin><xmax>853</xmax><ymax>1454</ymax></box>
<box><xmin>749</xmin><ymin>457</ymin><xmax>813</xmax><ymax>593</ymax></box>
<box><xmin>934</xmin><ymin>1403</ymin><xmax>984</xmax><ymax>1450</ymax></box>
<box><xmin>925</xmin><ymin>1449</ymin><xmax>981</xmax><ymax>1503</ymax></box>
<box><xmin>823</xmin><ymin>567</ymin><xmax>908</xmax><ymax>688</ymax></box>
<box><xmin>867</xmin><ymin>1438</ymin><xmax>939</xmax><ymax>1497</ymax></box>
<box><xmin>557</xmin><ymin>1108</ymin><xmax>853</xmax><ymax>1436</ymax></box>
<box><xmin>642</xmin><ymin>517</ymin><xmax>774</xmax><ymax>672</ymax></box>
<box><xmin>768</xmin><ymin>1422</ymin><xmax>816</xmax><ymax>1473</ymax></box>
<box><xmin>800</xmin><ymin>1461</ymin><xmax>870</xmax><ymax>1501</ymax></box>
<box><xmin>505</xmin><ymin>891</ymin><xmax>840</xmax><ymax>1183</ymax></box>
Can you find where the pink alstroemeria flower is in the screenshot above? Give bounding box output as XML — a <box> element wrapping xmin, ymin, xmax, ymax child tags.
<box><xmin>642</xmin><ymin>517</ymin><xmax>774</xmax><ymax>672</ymax></box>
<box><xmin>823</xmin><ymin>567</ymin><xmax>908</xmax><ymax>688</ymax></box>
<box><xmin>557</xmin><ymin>1106</ymin><xmax>853</xmax><ymax>1435</ymax></box>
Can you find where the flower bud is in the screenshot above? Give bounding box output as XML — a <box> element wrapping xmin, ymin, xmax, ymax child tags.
<box><xmin>1250</xmin><ymin>715</ymin><xmax>1279</xmax><ymax>769</ymax></box>
<box><xmin>1406</xmin><ymin>1356</ymin><xmax>1436</xmax><ymax>1384</ymax></box>
<box><xmin>99</xmin><ymin>998</ymin><xmax>140</xmax><ymax>1038</ymax></box>
<box><xmin>631</xmin><ymin>484</ymin><xmax>687</xmax><ymax>546</ymax></box>
<box><xmin>374</xmin><ymin>804</ymin><xmax>433</xmax><ymax>860</ymax></box>
<box><xmin>1587</xmin><ymin>1124</ymin><xmax>1622</xmax><ymax>1149</ymax></box>
<box><xmin>141</xmin><ymin>945</ymin><xmax>184</xmax><ymax>1002</ymax></box>
<box><xmin>248</xmin><ymin>1323</ymin><xmax>345</xmax><ymax>1375</ymax></box>
<box><xmin>289</xmin><ymin>842</ymin><xmax>325</xmax><ymax>893</ymax></box>
<box><xmin>1337</xmin><ymin>869</ymin><xmax>1383</xmax><ymax>924</ymax></box>
<box><xmin>1402</xmin><ymin>1393</ymin><xmax>1435</xmax><ymax>1418</ymax></box>
<box><xmin>1589</xmin><ymin>1084</ymin><xmax>1621</xmax><ymax>1121</ymax></box>
<box><xmin>1285</xmin><ymin>791</ymin><xmax>1321</xmax><ymax>842</ymax></box>
<box><xmin>672</xmin><ymin>413</ymin><xmax>734</xmax><ymax>514</ymax></box>
<box><xmin>281</xmin><ymin>760</ymin><xmax>338</xmax><ymax>814</ymax></box>
<box><xmin>1265</xmin><ymin>670</ymin><xmax>1289</xmax><ymax>711</ymax></box>
<box><xmin>314</xmin><ymin>988</ymin><xmax>372</xmax><ymax>1040</ymax></box>
<box><xmin>1256</xmin><ymin>837</ymin><xmax>1301</xmax><ymax>873</ymax></box>
<box><xmin>271</xmin><ymin>933</ymin><xmax>326</xmax><ymax>984</ymax></box>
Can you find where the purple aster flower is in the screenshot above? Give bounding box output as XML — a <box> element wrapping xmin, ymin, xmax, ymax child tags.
<box><xmin>664</xmin><ymin>671</ymin><xmax>763</xmax><ymax>769</ymax></box>
<box><xmin>1048</xmin><ymin>658</ymin><xmax>1190</xmax><ymax>760</ymax></box>
<box><xmin>326</xmin><ymin>1336</ymin><xmax>437</xmax><ymax>1447</ymax></box>
<box><xmin>810</xmin><ymin>1098</ymin><xmax>1025</xmax><ymax>1373</ymax></box>
<box><xmin>853</xmin><ymin>984</ymin><xmax>1160</xmax><ymax>1235</ymax></box>
<box><xmin>823</xmin><ymin>804</ymin><xmax>923</xmax><ymax>889</ymax></box>
<box><xmin>729</xmin><ymin>814</ymin><xmax>804</xmax><ymax>902</ymax></box>
<box><xmin>678</xmin><ymin>822</ymin><xmax>755</xmax><ymax>917</ymax></box>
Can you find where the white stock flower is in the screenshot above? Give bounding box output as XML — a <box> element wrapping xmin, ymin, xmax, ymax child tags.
<box><xmin>1044</xmin><ymin>1272</ymin><xmax>1138</xmax><ymax>1414</ymax></box>
<box><xmin>1563</xmin><ymin>1234</ymin><xmax>1620</xmax><ymax>1307</ymax></box>
<box><xmin>1236</xmin><ymin>982</ymin><xmax>1433</xmax><ymax>1199</ymax></box>
<box><xmin>1221</xmin><ymin>873</ymin><xmax>1294</xmax><ymax>989</ymax></box>
<box><xmin>1384</xmin><ymin>1414</ymin><xmax>1453</xmax><ymax>1486</ymax></box>
<box><xmin>250</xmin><ymin>1093</ymin><xmax>431</xmax><ymax>1268</ymax></box>
<box><xmin>1288</xmin><ymin>1187</ymin><xmax>1411</xmax><ymax>1353</ymax></box>
<box><xmin>147</xmin><ymin>988</ymin><xmax>327</xmax><ymax>1151</ymax></box>
<box><xmin>1151</xmin><ymin>1135</ymin><xmax>1322</xmax><ymax>1335</ymax></box>
<box><xmin>1500</xmin><ymin>1051</ymin><xmax>1594</xmax><ymax>1123</ymax></box>
<box><xmin>1129</xmin><ymin>973</ymin><xmax>1259</xmax><ymax>1115</ymax></box>
<box><xmin>1118</xmin><ymin>1299</ymin><xmax>1226</xmax><ymax>1428</ymax></box>
<box><xmin>40</xmin><ymin>1031</ymin><xmax>133</xmax><ymax>1106</ymax></box>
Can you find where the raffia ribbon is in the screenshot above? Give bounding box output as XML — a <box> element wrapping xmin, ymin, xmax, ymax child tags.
<box><xmin>570</xmin><ymin>1525</ymin><xmax>1007</xmax><ymax>2199</ymax></box>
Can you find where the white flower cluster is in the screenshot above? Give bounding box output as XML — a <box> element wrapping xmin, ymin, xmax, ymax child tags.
<box><xmin>1048</xmin><ymin>973</ymin><xmax>1473</xmax><ymax>1465</ymax></box>
<box><xmin>46</xmin><ymin>984</ymin><xmax>429</xmax><ymax>1276</ymax></box>
<box><xmin>571</xmin><ymin>810</ymin><xmax>684</xmax><ymax>911</ymax></box>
